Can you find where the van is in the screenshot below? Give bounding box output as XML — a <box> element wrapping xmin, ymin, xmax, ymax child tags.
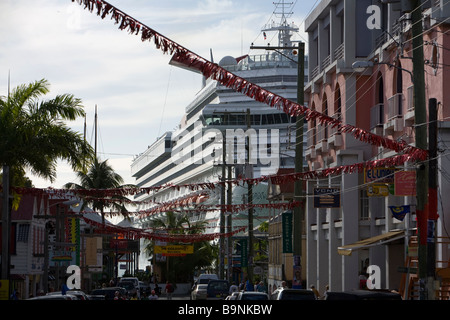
<box><xmin>119</xmin><ymin>277</ymin><xmax>139</xmax><ymax>287</ymax></box>
<box><xmin>197</xmin><ymin>274</ymin><xmax>219</xmax><ymax>284</ymax></box>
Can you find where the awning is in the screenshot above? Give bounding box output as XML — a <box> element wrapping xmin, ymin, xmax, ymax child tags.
<box><xmin>338</xmin><ymin>230</ymin><xmax>405</xmax><ymax>256</ymax></box>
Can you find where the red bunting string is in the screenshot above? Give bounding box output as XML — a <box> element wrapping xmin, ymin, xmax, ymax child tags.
<box><xmin>70</xmin><ymin>0</ymin><xmax>428</xmax><ymax>160</ymax></box>
<box><xmin>9</xmin><ymin>150</ymin><xmax>423</xmax><ymax>201</ymax></box>
<box><xmin>81</xmin><ymin>216</ymin><xmax>246</xmax><ymax>243</ymax></box>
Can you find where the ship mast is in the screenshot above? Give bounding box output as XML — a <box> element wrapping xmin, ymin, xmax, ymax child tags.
<box><xmin>261</xmin><ymin>0</ymin><xmax>299</xmax><ymax>52</ymax></box>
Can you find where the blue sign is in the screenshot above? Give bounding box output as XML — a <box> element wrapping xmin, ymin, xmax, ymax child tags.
<box><xmin>314</xmin><ymin>188</ymin><xmax>341</xmax><ymax>208</ymax></box>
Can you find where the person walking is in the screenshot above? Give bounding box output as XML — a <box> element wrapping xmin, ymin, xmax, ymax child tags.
<box><xmin>310</xmin><ymin>285</ymin><xmax>321</xmax><ymax>300</ymax></box>
<box><xmin>148</xmin><ymin>290</ymin><xmax>158</xmax><ymax>300</ymax></box>
<box><xmin>165</xmin><ymin>281</ymin><xmax>174</xmax><ymax>300</ymax></box>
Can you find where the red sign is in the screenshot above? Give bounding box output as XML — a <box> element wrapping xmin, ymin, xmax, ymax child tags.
<box><xmin>395</xmin><ymin>171</ymin><xmax>416</xmax><ymax>196</ymax></box>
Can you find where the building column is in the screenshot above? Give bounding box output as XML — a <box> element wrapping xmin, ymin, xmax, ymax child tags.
<box><xmin>306</xmin><ymin>180</ymin><xmax>318</xmax><ymax>290</ymax></box>
<box><xmin>339</xmin><ymin>153</ymin><xmax>361</xmax><ymax>291</ymax></box>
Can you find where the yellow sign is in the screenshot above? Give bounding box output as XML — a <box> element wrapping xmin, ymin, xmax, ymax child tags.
<box><xmin>367</xmin><ymin>184</ymin><xmax>389</xmax><ymax>197</ymax></box>
<box><xmin>0</xmin><ymin>280</ymin><xmax>9</xmax><ymax>300</ymax></box>
<box><xmin>154</xmin><ymin>245</ymin><xmax>194</xmax><ymax>255</ymax></box>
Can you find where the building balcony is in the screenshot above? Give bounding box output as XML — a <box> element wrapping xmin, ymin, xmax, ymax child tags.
<box><xmin>327</xmin><ymin>113</ymin><xmax>343</xmax><ymax>148</ymax></box>
<box><xmin>404</xmin><ymin>86</ymin><xmax>415</xmax><ymax>127</ymax></box>
<box><xmin>384</xmin><ymin>94</ymin><xmax>404</xmax><ymax>134</ymax></box>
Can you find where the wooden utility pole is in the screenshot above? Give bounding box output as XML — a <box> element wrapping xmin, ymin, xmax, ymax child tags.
<box><xmin>293</xmin><ymin>43</ymin><xmax>305</xmax><ymax>274</ymax></box>
<box><xmin>409</xmin><ymin>0</ymin><xmax>429</xmax><ymax>300</ymax></box>
<box><xmin>246</xmin><ymin>108</ymin><xmax>254</xmax><ymax>284</ymax></box>
<box><xmin>1</xmin><ymin>166</ymin><xmax>10</xmax><ymax>281</ymax></box>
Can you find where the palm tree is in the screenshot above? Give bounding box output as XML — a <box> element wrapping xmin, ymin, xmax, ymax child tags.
<box><xmin>64</xmin><ymin>157</ymin><xmax>134</xmax><ymax>225</ymax></box>
<box><xmin>1</xmin><ymin>78</ymin><xmax>94</xmax><ymax>279</ymax></box>
<box><xmin>145</xmin><ymin>211</ymin><xmax>218</xmax><ymax>282</ymax></box>
<box><xmin>0</xmin><ymin>79</ymin><xmax>94</xmax><ymax>182</ymax></box>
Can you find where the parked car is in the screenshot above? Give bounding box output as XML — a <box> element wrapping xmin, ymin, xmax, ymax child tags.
<box><xmin>236</xmin><ymin>291</ymin><xmax>269</xmax><ymax>300</ymax></box>
<box><xmin>225</xmin><ymin>292</ymin><xmax>240</xmax><ymax>300</ymax></box>
<box><xmin>118</xmin><ymin>281</ymin><xmax>139</xmax><ymax>298</ymax></box>
<box><xmin>206</xmin><ymin>280</ymin><xmax>229</xmax><ymax>300</ymax></box>
<box><xmin>191</xmin><ymin>284</ymin><xmax>208</xmax><ymax>300</ymax></box>
<box><xmin>47</xmin><ymin>290</ymin><xmax>89</xmax><ymax>300</ymax></box>
<box><xmin>196</xmin><ymin>274</ymin><xmax>219</xmax><ymax>284</ymax></box>
<box><xmin>119</xmin><ymin>277</ymin><xmax>139</xmax><ymax>286</ymax></box>
<box><xmin>27</xmin><ymin>294</ymin><xmax>79</xmax><ymax>300</ymax></box>
<box><xmin>90</xmin><ymin>287</ymin><xmax>127</xmax><ymax>300</ymax></box>
<box><xmin>270</xmin><ymin>288</ymin><xmax>316</xmax><ymax>300</ymax></box>
<box><xmin>324</xmin><ymin>290</ymin><xmax>402</xmax><ymax>300</ymax></box>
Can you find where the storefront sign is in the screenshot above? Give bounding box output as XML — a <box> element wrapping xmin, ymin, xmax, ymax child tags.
<box><xmin>282</xmin><ymin>211</ymin><xmax>293</xmax><ymax>253</ymax></box>
<box><xmin>394</xmin><ymin>171</ymin><xmax>416</xmax><ymax>196</ymax></box>
<box><xmin>364</xmin><ymin>167</ymin><xmax>397</xmax><ymax>184</ymax></box>
<box><xmin>313</xmin><ymin>188</ymin><xmax>341</xmax><ymax>208</ymax></box>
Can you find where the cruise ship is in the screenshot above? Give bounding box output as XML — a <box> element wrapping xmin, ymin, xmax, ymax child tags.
<box><xmin>130</xmin><ymin>1</ymin><xmax>308</xmax><ymax>269</ymax></box>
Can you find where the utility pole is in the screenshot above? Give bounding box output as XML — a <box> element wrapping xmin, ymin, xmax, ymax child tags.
<box><xmin>246</xmin><ymin>108</ymin><xmax>254</xmax><ymax>284</ymax></box>
<box><xmin>226</xmin><ymin>164</ymin><xmax>233</xmax><ymax>283</ymax></box>
<box><xmin>409</xmin><ymin>0</ymin><xmax>429</xmax><ymax>300</ymax></box>
<box><xmin>293</xmin><ymin>42</ymin><xmax>305</xmax><ymax>285</ymax></box>
<box><xmin>428</xmin><ymin>97</ymin><xmax>438</xmax><ymax>300</ymax></box>
<box><xmin>1</xmin><ymin>166</ymin><xmax>10</xmax><ymax>282</ymax></box>
<box><xmin>219</xmin><ymin>129</ymin><xmax>226</xmax><ymax>280</ymax></box>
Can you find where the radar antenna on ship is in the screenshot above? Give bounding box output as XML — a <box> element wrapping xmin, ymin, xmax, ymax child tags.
<box><xmin>261</xmin><ymin>0</ymin><xmax>299</xmax><ymax>50</ymax></box>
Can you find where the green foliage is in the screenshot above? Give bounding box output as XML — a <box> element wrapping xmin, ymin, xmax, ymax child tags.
<box><xmin>0</xmin><ymin>79</ymin><xmax>94</xmax><ymax>182</ymax></box>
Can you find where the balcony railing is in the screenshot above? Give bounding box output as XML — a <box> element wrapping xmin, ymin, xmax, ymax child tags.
<box><xmin>307</xmin><ymin>127</ymin><xmax>317</xmax><ymax>147</ymax></box>
<box><xmin>388</xmin><ymin>93</ymin><xmax>404</xmax><ymax>120</ymax></box>
<box><xmin>334</xmin><ymin>43</ymin><xmax>344</xmax><ymax>60</ymax></box>
<box><xmin>370</xmin><ymin>103</ymin><xmax>384</xmax><ymax>129</ymax></box>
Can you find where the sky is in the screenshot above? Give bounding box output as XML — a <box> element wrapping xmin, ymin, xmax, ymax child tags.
<box><xmin>0</xmin><ymin>0</ymin><xmax>317</xmax><ymax>189</ymax></box>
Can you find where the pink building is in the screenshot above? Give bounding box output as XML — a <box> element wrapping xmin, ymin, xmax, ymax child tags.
<box><xmin>304</xmin><ymin>0</ymin><xmax>450</xmax><ymax>299</ymax></box>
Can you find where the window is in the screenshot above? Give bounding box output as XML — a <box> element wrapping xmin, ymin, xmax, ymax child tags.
<box><xmin>17</xmin><ymin>224</ymin><xmax>30</xmax><ymax>242</ymax></box>
<box><xmin>360</xmin><ymin>189</ymin><xmax>369</xmax><ymax>220</ymax></box>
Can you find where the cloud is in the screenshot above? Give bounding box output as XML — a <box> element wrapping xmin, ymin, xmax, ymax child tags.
<box><xmin>2</xmin><ymin>0</ymin><xmax>317</xmax><ymax>189</ymax></box>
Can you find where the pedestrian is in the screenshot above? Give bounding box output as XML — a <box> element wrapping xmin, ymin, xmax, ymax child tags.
<box><xmin>322</xmin><ymin>285</ymin><xmax>329</xmax><ymax>300</ymax></box>
<box><xmin>148</xmin><ymin>290</ymin><xmax>158</xmax><ymax>300</ymax></box>
<box><xmin>257</xmin><ymin>281</ymin><xmax>267</xmax><ymax>293</ymax></box>
<box><xmin>61</xmin><ymin>282</ymin><xmax>70</xmax><ymax>295</ymax></box>
<box><xmin>310</xmin><ymin>285</ymin><xmax>320</xmax><ymax>300</ymax></box>
<box><xmin>229</xmin><ymin>282</ymin><xmax>238</xmax><ymax>294</ymax></box>
<box><xmin>154</xmin><ymin>282</ymin><xmax>161</xmax><ymax>295</ymax></box>
<box><xmin>113</xmin><ymin>290</ymin><xmax>121</xmax><ymax>300</ymax></box>
<box><xmin>165</xmin><ymin>281</ymin><xmax>174</xmax><ymax>300</ymax></box>
<box><xmin>245</xmin><ymin>278</ymin><xmax>254</xmax><ymax>291</ymax></box>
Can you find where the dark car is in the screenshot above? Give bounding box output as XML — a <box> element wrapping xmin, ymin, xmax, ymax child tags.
<box><xmin>325</xmin><ymin>290</ymin><xmax>402</xmax><ymax>300</ymax></box>
<box><xmin>270</xmin><ymin>288</ymin><xmax>316</xmax><ymax>300</ymax></box>
<box><xmin>236</xmin><ymin>292</ymin><xmax>269</xmax><ymax>300</ymax></box>
<box><xmin>27</xmin><ymin>294</ymin><xmax>79</xmax><ymax>300</ymax></box>
<box><xmin>206</xmin><ymin>280</ymin><xmax>229</xmax><ymax>300</ymax></box>
<box><xmin>90</xmin><ymin>287</ymin><xmax>127</xmax><ymax>300</ymax></box>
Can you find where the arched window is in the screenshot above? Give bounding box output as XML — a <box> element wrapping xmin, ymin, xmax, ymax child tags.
<box><xmin>393</xmin><ymin>61</ymin><xmax>403</xmax><ymax>117</ymax></box>
<box><xmin>322</xmin><ymin>93</ymin><xmax>328</xmax><ymax>139</ymax></box>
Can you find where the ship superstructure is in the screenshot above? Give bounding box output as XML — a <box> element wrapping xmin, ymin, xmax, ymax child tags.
<box><xmin>130</xmin><ymin>1</ymin><xmax>307</xmax><ymax>263</ymax></box>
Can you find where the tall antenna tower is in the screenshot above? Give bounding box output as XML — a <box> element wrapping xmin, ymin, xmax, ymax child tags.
<box><xmin>261</xmin><ymin>0</ymin><xmax>299</xmax><ymax>50</ymax></box>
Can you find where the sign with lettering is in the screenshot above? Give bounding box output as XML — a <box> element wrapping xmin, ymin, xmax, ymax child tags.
<box><xmin>364</xmin><ymin>167</ymin><xmax>398</xmax><ymax>184</ymax></box>
<box><xmin>314</xmin><ymin>188</ymin><xmax>341</xmax><ymax>208</ymax></box>
<box><xmin>282</xmin><ymin>211</ymin><xmax>293</xmax><ymax>253</ymax></box>
<box><xmin>154</xmin><ymin>245</ymin><xmax>194</xmax><ymax>255</ymax></box>
<box><xmin>394</xmin><ymin>171</ymin><xmax>416</xmax><ymax>196</ymax></box>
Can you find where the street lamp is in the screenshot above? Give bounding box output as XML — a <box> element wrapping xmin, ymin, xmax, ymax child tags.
<box><xmin>352</xmin><ymin>59</ymin><xmax>413</xmax><ymax>82</ymax></box>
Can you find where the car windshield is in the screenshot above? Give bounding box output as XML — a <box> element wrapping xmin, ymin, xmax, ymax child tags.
<box><xmin>209</xmin><ymin>282</ymin><xmax>228</xmax><ymax>291</ymax></box>
<box><xmin>241</xmin><ymin>294</ymin><xmax>268</xmax><ymax>300</ymax></box>
<box><xmin>281</xmin><ymin>291</ymin><xmax>315</xmax><ymax>300</ymax></box>
<box><xmin>119</xmin><ymin>282</ymin><xmax>135</xmax><ymax>289</ymax></box>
